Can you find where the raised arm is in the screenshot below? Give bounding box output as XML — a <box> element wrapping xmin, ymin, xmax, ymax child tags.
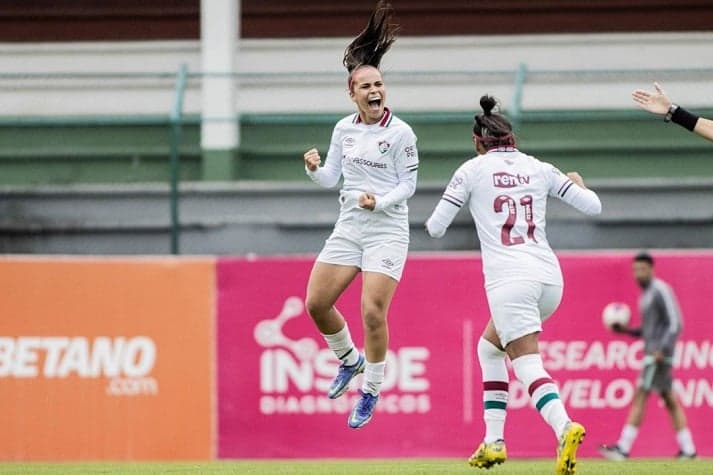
<box><xmin>632</xmin><ymin>82</ymin><xmax>713</xmax><ymax>142</ymax></box>
<box><xmin>304</xmin><ymin>126</ymin><xmax>343</xmax><ymax>189</ymax></box>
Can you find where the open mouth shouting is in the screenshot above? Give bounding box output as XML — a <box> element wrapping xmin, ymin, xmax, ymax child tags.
<box><xmin>367</xmin><ymin>95</ymin><xmax>382</xmax><ymax>112</ymax></box>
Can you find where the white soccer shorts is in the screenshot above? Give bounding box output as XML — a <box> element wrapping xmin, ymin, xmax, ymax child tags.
<box><xmin>316</xmin><ymin>209</ymin><xmax>409</xmax><ymax>282</ymax></box>
<box><xmin>485</xmin><ymin>280</ymin><xmax>563</xmax><ymax>347</ymax></box>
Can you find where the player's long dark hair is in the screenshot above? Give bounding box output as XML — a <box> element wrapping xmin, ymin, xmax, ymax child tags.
<box><xmin>473</xmin><ymin>95</ymin><xmax>516</xmax><ymax>148</ymax></box>
<box><xmin>343</xmin><ymin>0</ymin><xmax>399</xmax><ymax>88</ymax></box>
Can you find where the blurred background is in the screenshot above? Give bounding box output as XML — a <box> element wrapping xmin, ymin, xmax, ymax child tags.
<box><xmin>1</xmin><ymin>0</ymin><xmax>712</xmax><ymax>255</ymax></box>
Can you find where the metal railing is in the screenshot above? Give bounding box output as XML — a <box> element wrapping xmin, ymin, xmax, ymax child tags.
<box><xmin>1</xmin><ymin>64</ymin><xmax>712</xmax><ymax>254</ymax></box>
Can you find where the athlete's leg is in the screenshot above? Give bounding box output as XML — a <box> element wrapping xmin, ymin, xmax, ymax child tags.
<box><xmin>617</xmin><ymin>387</ymin><xmax>648</xmax><ymax>454</ymax></box>
<box><xmin>360</xmin><ymin>271</ymin><xmax>399</xmax><ymax>394</ymax></box>
<box><xmin>507</xmin><ymin>332</ymin><xmax>571</xmax><ymax>438</ymax></box>
<box><xmin>661</xmin><ymin>390</ymin><xmax>696</xmax><ymax>456</ymax></box>
<box><xmin>502</xmin><ymin>282</ymin><xmax>571</xmax><ymax>440</ymax></box>
<box><xmin>305</xmin><ymin>262</ymin><xmax>360</xmax><ymax>335</ymax></box>
<box><xmin>306</xmin><ymin>262</ymin><xmax>364</xmax><ymax>399</ymax></box>
<box><xmin>500</xmin><ymin>283</ymin><xmax>582</xmax><ymax>475</ymax></box>
<box><xmin>468</xmin><ymin>321</ymin><xmax>509</xmax><ymax>468</ymax></box>
<box><xmin>346</xmin><ymin>271</ymin><xmax>398</xmax><ymax>428</ymax></box>
<box><xmin>480</xmin><ymin>321</ymin><xmax>508</xmax><ymax>443</ymax></box>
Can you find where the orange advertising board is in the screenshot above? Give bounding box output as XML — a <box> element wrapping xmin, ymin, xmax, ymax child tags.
<box><xmin>0</xmin><ymin>257</ymin><xmax>215</xmax><ymax>461</ymax></box>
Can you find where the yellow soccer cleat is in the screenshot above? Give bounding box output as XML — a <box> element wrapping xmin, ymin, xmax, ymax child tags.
<box><xmin>468</xmin><ymin>439</ymin><xmax>507</xmax><ymax>469</ymax></box>
<box><xmin>556</xmin><ymin>422</ymin><xmax>586</xmax><ymax>475</ymax></box>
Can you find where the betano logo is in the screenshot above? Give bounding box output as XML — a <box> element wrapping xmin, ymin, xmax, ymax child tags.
<box><xmin>0</xmin><ymin>336</ymin><xmax>158</xmax><ymax>397</ymax></box>
<box><xmin>255</xmin><ymin>297</ymin><xmax>431</xmax><ymax>416</ymax></box>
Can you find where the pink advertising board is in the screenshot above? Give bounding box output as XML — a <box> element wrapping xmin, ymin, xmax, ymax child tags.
<box><xmin>217</xmin><ymin>252</ymin><xmax>713</xmax><ymax>459</ymax></box>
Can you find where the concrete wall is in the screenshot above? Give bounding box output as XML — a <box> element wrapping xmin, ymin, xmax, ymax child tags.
<box><xmin>2</xmin><ymin>33</ymin><xmax>713</xmax><ymax>117</ymax></box>
<box><xmin>1</xmin><ymin>179</ymin><xmax>711</xmax><ymax>255</ymax></box>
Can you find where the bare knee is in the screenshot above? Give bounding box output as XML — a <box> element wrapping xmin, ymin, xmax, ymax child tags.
<box><xmin>362</xmin><ymin>302</ymin><xmax>387</xmax><ymax>333</ymax></box>
<box><xmin>305</xmin><ymin>294</ymin><xmax>331</xmax><ymax>321</ymax></box>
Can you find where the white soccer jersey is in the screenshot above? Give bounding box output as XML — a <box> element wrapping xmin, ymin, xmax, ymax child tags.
<box><xmin>426</xmin><ymin>148</ymin><xmax>601</xmax><ymax>288</ymax></box>
<box><xmin>306</xmin><ymin>108</ymin><xmax>419</xmax><ymax>218</ymax></box>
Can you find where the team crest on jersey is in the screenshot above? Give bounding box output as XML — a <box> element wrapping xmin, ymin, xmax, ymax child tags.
<box><xmin>378</xmin><ymin>140</ymin><xmax>391</xmax><ymax>154</ymax></box>
<box><xmin>343</xmin><ymin>136</ymin><xmax>355</xmax><ymax>148</ymax></box>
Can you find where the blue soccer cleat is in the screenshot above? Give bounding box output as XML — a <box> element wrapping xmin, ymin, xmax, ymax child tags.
<box><xmin>348</xmin><ymin>389</ymin><xmax>379</xmax><ymax>429</ymax></box>
<box><xmin>327</xmin><ymin>353</ymin><xmax>365</xmax><ymax>399</ymax></box>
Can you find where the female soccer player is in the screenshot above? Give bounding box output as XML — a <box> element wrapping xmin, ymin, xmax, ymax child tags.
<box><xmin>426</xmin><ymin>96</ymin><xmax>601</xmax><ymax>474</ymax></box>
<box><xmin>302</xmin><ymin>0</ymin><xmax>419</xmax><ymax>429</ymax></box>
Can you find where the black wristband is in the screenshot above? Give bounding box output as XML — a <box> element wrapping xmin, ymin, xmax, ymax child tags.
<box><xmin>671</xmin><ymin>106</ymin><xmax>700</xmax><ymax>132</ymax></box>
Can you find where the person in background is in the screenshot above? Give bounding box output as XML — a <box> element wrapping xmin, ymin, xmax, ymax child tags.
<box><xmin>599</xmin><ymin>252</ymin><xmax>696</xmax><ymax>461</ymax></box>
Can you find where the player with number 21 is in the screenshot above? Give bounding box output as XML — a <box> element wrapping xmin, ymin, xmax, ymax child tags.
<box><xmin>425</xmin><ymin>95</ymin><xmax>601</xmax><ymax>475</ymax></box>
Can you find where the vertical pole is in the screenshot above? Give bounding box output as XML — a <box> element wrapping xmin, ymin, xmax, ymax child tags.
<box><xmin>511</xmin><ymin>62</ymin><xmax>528</xmax><ymax>134</ymax></box>
<box><xmin>201</xmin><ymin>0</ymin><xmax>239</xmax><ymax>180</ymax></box>
<box><xmin>170</xmin><ymin>63</ymin><xmax>188</xmax><ymax>255</ymax></box>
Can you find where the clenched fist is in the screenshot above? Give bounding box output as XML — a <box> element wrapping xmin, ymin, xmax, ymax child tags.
<box><xmin>359</xmin><ymin>192</ymin><xmax>376</xmax><ymax>211</ymax></box>
<box><xmin>567</xmin><ymin>171</ymin><xmax>587</xmax><ymax>189</ymax></box>
<box><xmin>303</xmin><ymin>148</ymin><xmax>321</xmax><ymax>172</ymax></box>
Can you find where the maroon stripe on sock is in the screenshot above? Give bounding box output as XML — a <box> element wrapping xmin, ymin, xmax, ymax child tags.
<box><xmin>528</xmin><ymin>378</ymin><xmax>554</xmax><ymax>396</ymax></box>
<box><xmin>483</xmin><ymin>381</ymin><xmax>509</xmax><ymax>392</ymax></box>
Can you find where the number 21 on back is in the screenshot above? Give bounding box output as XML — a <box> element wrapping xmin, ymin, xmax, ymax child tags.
<box><xmin>494</xmin><ymin>194</ymin><xmax>537</xmax><ymax>246</ymax></box>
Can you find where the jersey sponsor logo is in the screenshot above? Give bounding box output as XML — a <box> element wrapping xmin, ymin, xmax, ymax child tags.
<box><xmin>378</xmin><ymin>140</ymin><xmax>391</xmax><ymax>154</ymax></box>
<box><xmin>343</xmin><ymin>136</ymin><xmax>355</xmax><ymax>148</ymax></box>
<box><xmin>493</xmin><ymin>171</ymin><xmax>531</xmax><ymax>188</ymax></box>
<box><xmin>256</xmin><ymin>297</ymin><xmax>431</xmax><ymax>415</ymax></box>
<box><xmin>404</xmin><ymin>145</ymin><xmax>416</xmax><ymax>159</ymax></box>
<box><xmin>346</xmin><ymin>155</ymin><xmax>388</xmax><ymax>169</ymax></box>
<box><xmin>0</xmin><ymin>336</ymin><xmax>158</xmax><ymax>396</ymax></box>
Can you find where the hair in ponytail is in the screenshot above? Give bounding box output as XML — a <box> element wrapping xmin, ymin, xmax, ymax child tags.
<box><xmin>473</xmin><ymin>95</ymin><xmax>515</xmax><ymax>148</ymax></box>
<box><xmin>343</xmin><ymin>1</ymin><xmax>400</xmax><ymax>88</ymax></box>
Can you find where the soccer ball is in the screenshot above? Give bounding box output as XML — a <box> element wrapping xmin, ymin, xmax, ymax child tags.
<box><xmin>602</xmin><ymin>302</ymin><xmax>630</xmax><ymax>329</ymax></box>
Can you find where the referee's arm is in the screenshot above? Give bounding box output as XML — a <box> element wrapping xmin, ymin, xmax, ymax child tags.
<box><xmin>632</xmin><ymin>82</ymin><xmax>713</xmax><ymax>143</ymax></box>
<box><xmin>693</xmin><ymin>117</ymin><xmax>713</xmax><ymax>142</ymax></box>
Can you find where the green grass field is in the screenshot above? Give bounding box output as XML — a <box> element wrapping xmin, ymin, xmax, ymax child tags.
<box><xmin>0</xmin><ymin>459</ymin><xmax>708</xmax><ymax>475</ymax></box>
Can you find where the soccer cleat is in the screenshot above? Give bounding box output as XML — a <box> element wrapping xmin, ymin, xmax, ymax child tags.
<box><xmin>676</xmin><ymin>450</ymin><xmax>697</xmax><ymax>460</ymax></box>
<box><xmin>598</xmin><ymin>444</ymin><xmax>628</xmax><ymax>461</ymax></box>
<box><xmin>327</xmin><ymin>353</ymin><xmax>365</xmax><ymax>399</ymax></box>
<box><xmin>348</xmin><ymin>390</ymin><xmax>379</xmax><ymax>428</ymax></box>
<box><xmin>556</xmin><ymin>422</ymin><xmax>586</xmax><ymax>475</ymax></box>
<box><xmin>468</xmin><ymin>439</ymin><xmax>507</xmax><ymax>469</ymax></box>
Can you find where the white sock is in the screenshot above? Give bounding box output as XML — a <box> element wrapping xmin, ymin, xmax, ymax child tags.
<box><xmin>617</xmin><ymin>424</ymin><xmax>638</xmax><ymax>454</ymax></box>
<box><xmin>362</xmin><ymin>360</ymin><xmax>386</xmax><ymax>396</ymax></box>
<box><xmin>322</xmin><ymin>324</ymin><xmax>359</xmax><ymax>366</ymax></box>
<box><xmin>478</xmin><ymin>338</ymin><xmax>509</xmax><ymax>443</ymax></box>
<box><xmin>512</xmin><ymin>353</ymin><xmax>570</xmax><ymax>439</ymax></box>
<box><xmin>676</xmin><ymin>428</ymin><xmax>696</xmax><ymax>455</ymax></box>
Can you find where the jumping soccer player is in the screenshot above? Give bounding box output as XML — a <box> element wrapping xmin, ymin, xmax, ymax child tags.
<box><xmin>599</xmin><ymin>252</ymin><xmax>696</xmax><ymax>461</ymax></box>
<box><xmin>302</xmin><ymin>1</ymin><xmax>418</xmax><ymax>429</ymax></box>
<box><xmin>425</xmin><ymin>96</ymin><xmax>601</xmax><ymax>474</ymax></box>
<box><xmin>632</xmin><ymin>82</ymin><xmax>713</xmax><ymax>142</ymax></box>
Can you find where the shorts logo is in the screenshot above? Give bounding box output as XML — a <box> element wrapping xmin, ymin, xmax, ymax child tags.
<box><xmin>378</xmin><ymin>141</ymin><xmax>391</xmax><ymax>154</ymax></box>
<box><xmin>381</xmin><ymin>258</ymin><xmax>395</xmax><ymax>269</ymax></box>
<box><xmin>493</xmin><ymin>172</ymin><xmax>530</xmax><ymax>188</ymax></box>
